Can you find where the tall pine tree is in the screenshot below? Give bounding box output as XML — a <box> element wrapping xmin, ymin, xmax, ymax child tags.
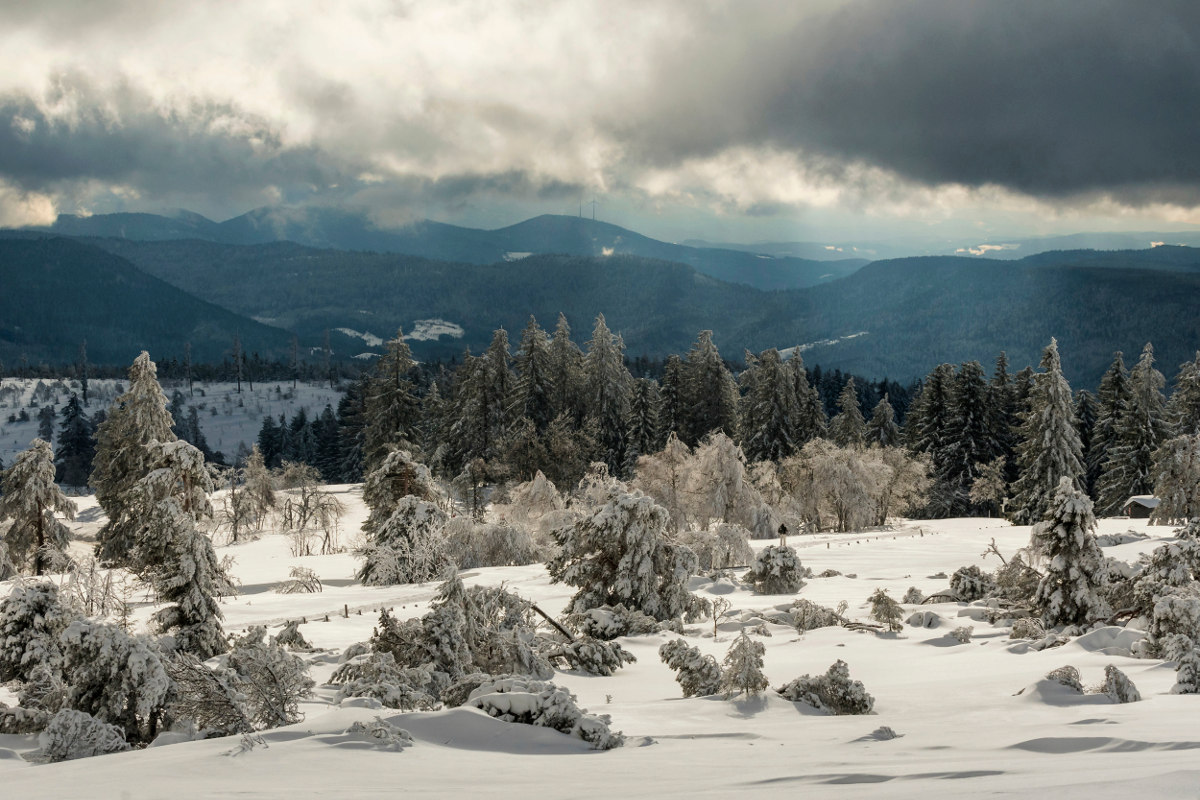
<box><xmin>1096</xmin><ymin>343</ymin><xmax>1172</xmax><ymax>514</ymax></box>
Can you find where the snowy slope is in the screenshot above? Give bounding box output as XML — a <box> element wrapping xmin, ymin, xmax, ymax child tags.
<box><xmin>0</xmin><ymin>493</ymin><xmax>1196</xmax><ymax>799</ymax></box>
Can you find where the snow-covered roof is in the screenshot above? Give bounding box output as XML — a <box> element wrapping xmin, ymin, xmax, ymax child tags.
<box><xmin>1123</xmin><ymin>495</ymin><xmax>1160</xmax><ymax>509</ymax></box>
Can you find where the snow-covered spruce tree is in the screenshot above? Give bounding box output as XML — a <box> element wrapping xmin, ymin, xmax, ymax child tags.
<box><xmin>659</xmin><ymin>638</ymin><xmax>722</xmax><ymax>697</ymax></box>
<box><xmin>1168</xmin><ymin>351</ymin><xmax>1200</xmax><ymax>436</ymax></box>
<box><xmin>466</xmin><ymin>675</ymin><xmax>623</xmax><ymax>750</ymax></box>
<box><xmin>828</xmin><ymin>378</ymin><xmax>866</xmax><ymax>449</ymax></box>
<box><xmin>1163</xmin><ymin>634</ymin><xmax>1200</xmax><ymax>694</ymax></box>
<box><xmin>39</xmin><ymin>709</ymin><xmax>130</xmax><ymax>762</ymax></box>
<box><xmin>679</xmin><ymin>330</ymin><xmax>740</xmax><ymax>447</ymax></box>
<box><xmin>789</xmin><ymin>353</ymin><xmax>827</xmax><ymax>446</ymax></box>
<box><xmin>547</xmin><ymin>489</ymin><xmax>702</xmax><ymax>621</ymax></box>
<box><xmin>91</xmin><ymin>351</ymin><xmax>177</xmax><ymax>566</ymax></box>
<box><xmin>720</xmin><ymin>632</ymin><xmax>768</xmax><ymax>699</ymax></box>
<box><xmin>950</xmin><ymin>564</ymin><xmax>997</xmax><ymax>602</ymax></box>
<box><xmin>1151</xmin><ymin>435</ymin><xmax>1200</xmax><ymax>524</ymax></box>
<box><xmin>739</xmin><ymin>348</ymin><xmax>799</xmax><ymax>462</ymax></box>
<box><xmin>357</xmin><ymin>496</ymin><xmax>449</xmax><ymax>585</ymax></box>
<box><xmin>868</xmin><ymin>589</ymin><xmax>904</xmax><ymax>632</ymax></box>
<box><xmin>363</xmin><ymin>329</ymin><xmax>420</xmax><ymax>473</ymax></box>
<box><xmin>60</xmin><ymin>619</ymin><xmax>170</xmax><ymax>743</ymax></box>
<box><xmin>224</xmin><ymin>627</ymin><xmax>315</xmax><ymax>729</ymax></box>
<box><xmin>1031</xmin><ymin>477</ymin><xmax>1108</xmax><ymax>627</ymax></box>
<box><xmin>0</xmin><ymin>582</ymin><xmax>78</xmax><ymax>684</ymax></box>
<box><xmin>1008</xmin><ymin>340</ymin><xmax>1085</xmax><ymax>525</ymax></box>
<box><xmin>1096</xmin><ymin>343</ymin><xmax>1172</xmax><ymax>515</ymax></box>
<box><xmin>1100</xmin><ymin>665</ymin><xmax>1141</xmax><ymax>703</ymax></box>
<box><xmin>968</xmin><ymin>455</ymin><xmax>1008</xmax><ymax>517</ymax></box>
<box><xmin>866</xmin><ymin>394</ymin><xmax>902</xmax><ymax>448</ymax></box>
<box><xmin>744</xmin><ymin>544</ymin><xmax>807</xmax><ymax>594</ymax></box>
<box><xmin>583</xmin><ymin>314</ymin><xmax>634</xmax><ymax>475</ymax></box>
<box><xmin>330</xmin><ymin>651</ymin><xmax>437</xmax><ymax>710</ymax></box>
<box><xmin>0</xmin><ymin>439</ymin><xmax>77</xmax><ymax>575</ymax></box>
<box><xmin>131</xmin><ymin>440</ymin><xmax>235</xmax><ymax>658</ymax></box>
<box><xmin>54</xmin><ymin>393</ymin><xmax>95</xmax><ymax>488</ymax></box>
<box><xmin>777</xmin><ymin>659</ymin><xmax>874</xmax><ymax>715</ymax></box>
<box><xmin>548</xmin><ymin>312</ymin><xmax>586</xmax><ymax>425</ymax></box>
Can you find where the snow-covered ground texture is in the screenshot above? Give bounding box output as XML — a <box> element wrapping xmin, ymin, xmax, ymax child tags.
<box><xmin>1</xmin><ymin>500</ymin><xmax>1197</xmax><ymax>799</ymax></box>
<box><xmin>0</xmin><ymin>378</ymin><xmax>344</xmax><ymax>467</ymax></box>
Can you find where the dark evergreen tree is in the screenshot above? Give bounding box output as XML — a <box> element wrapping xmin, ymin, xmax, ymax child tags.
<box><xmin>1167</xmin><ymin>351</ymin><xmax>1200</xmax><ymax>436</ymax></box>
<box><xmin>1096</xmin><ymin>343</ymin><xmax>1172</xmax><ymax>515</ymax></box>
<box><xmin>36</xmin><ymin>405</ymin><xmax>56</xmax><ymax>444</ymax></box>
<box><xmin>548</xmin><ymin>313</ymin><xmax>585</xmax><ymax>425</ymax></box>
<box><xmin>1074</xmin><ymin>389</ymin><xmax>1099</xmax><ymax>494</ymax></box>
<box><xmin>865</xmin><ymin>394</ymin><xmax>901</xmax><ymax>448</ymax></box>
<box><xmin>624</xmin><ymin>377</ymin><xmax>662</xmax><ymax>473</ymax></box>
<box><xmin>679</xmin><ymin>331</ymin><xmax>739</xmax><ymax>446</ymax></box>
<box><xmin>937</xmin><ymin>361</ymin><xmax>998</xmax><ymax>515</ymax></box>
<box><xmin>788</xmin><ymin>354</ymin><xmax>825</xmax><ymax>445</ymax></box>
<box><xmin>658</xmin><ymin>354</ymin><xmax>685</xmax><ymax>442</ymax></box>
<box><xmin>905</xmin><ymin>363</ymin><xmax>955</xmax><ymax>457</ymax></box>
<box><xmin>511</xmin><ymin>316</ymin><xmax>556</xmax><ymax>432</ymax></box>
<box><xmin>256</xmin><ymin>414</ymin><xmax>283</xmax><ymax>469</ymax></box>
<box><xmin>313</xmin><ymin>405</ymin><xmax>341</xmax><ymax>481</ymax></box>
<box><xmin>55</xmin><ymin>394</ymin><xmax>95</xmax><ymax>487</ymax></box>
<box><xmin>335</xmin><ymin>373</ymin><xmax>369</xmax><ymax>482</ymax></box>
<box><xmin>583</xmin><ymin>314</ymin><xmax>633</xmax><ymax>475</ymax></box>
<box><xmin>363</xmin><ymin>330</ymin><xmax>420</xmax><ymax>472</ymax></box>
<box><xmin>739</xmin><ymin>348</ymin><xmax>798</xmax><ymax>462</ymax></box>
<box><xmin>828</xmin><ymin>377</ymin><xmax>866</xmax><ymax>449</ymax></box>
<box><xmin>1087</xmin><ymin>352</ymin><xmax>1130</xmax><ymax>500</ymax></box>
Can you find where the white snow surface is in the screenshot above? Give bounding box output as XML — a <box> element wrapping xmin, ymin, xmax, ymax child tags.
<box><xmin>334</xmin><ymin>328</ymin><xmax>385</xmax><ymax>347</ymax></box>
<box><xmin>1</xmin><ymin>497</ymin><xmax>1197</xmax><ymax>798</ymax></box>
<box><xmin>405</xmin><ymin>319</ymin><xmax>465</xmax><ymax>341</ymax></box>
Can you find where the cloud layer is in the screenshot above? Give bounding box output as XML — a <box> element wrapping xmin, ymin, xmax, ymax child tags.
<box><xmin>1</xmin><ymin>0</ymin><xmax>1198</xmax><ymax>234</ymax></box>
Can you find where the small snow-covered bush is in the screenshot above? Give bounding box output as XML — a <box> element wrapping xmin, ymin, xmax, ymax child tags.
<box><xmin>345</xmin><ymin>717</ymin><xmax>414</xmax><ymax>751</ymax></box>
<box><xmin>720</xmin><ymin>632</ymin><xmax>768</xmax><ymax>698</ymax></box>
<box><xmin>1045</xmin><ymin>665</ymin><xmax>1083</xmax><ymax>692</ymax></box>
<box><xmin>273</xmin><ymin>620</ymin><xmax>313</xmax><ymax>651</ymax></box>
<box><xmin>542</xmin><ymin>637</ymin><xmax>636</xmax><ymax>676</ymax></box>
<box><xmin>1147</xmin><ymin>591</ymin><xmax>1200</xmax><ymax>653</ymax></box>
<box><xmin>789</xmin><ymin>598</ymin><xmax>846</xmax><ymax>632</ymax></box>
<box><xmin>993</xmin><ymin>553</ymin><xmax>1041</xmax><ymax>603</ymax></box>
<box><xmin>950</xmin><ymin>565</ymin><xmax>996</xmax><ymax>602</ymax></box>
<box><xmin>902</xmin><ymin>587</ymin><xmax>925</xmax><ymax>604</ymax></box>
<box><xmin>0</xmin><ymin>582</ymin><xmax>77</xmax><ymax>683</ymax></box>
<box><xmin>680</xmin><ymin>523</ymin><xmax>754</xmax><ymax>571</ymax></box>
<box><xmin>356</xmin><ymin>497</ymin><xmax>449</xmax><ymax>586</ymax></box>
<box><xmin>330</xmin><ymin>651</ymin><xmax>437</xmax><ymax>710</ymax></box>
<box><xmin>0</xmin><ymin>703</ymin><xmax>50</xmax><ymax>734</ymax></box>
<box><xmin>467</xmin><ymin>675</ymin><xmax>623</xmax><ymax>750</ymax></box>
<box><xmin>951</xmin><ymin>626</ymin><xmax>974</xmax><ymax>644</ymax></box>
<box><xmin>163</xmin><ymin>653</ymin><xmax>252</xmax><ymax>736</ymax></box>
<box><xmin>744</xmin><ymin>545</ymin><xmax>808</xmax><ymax>594</ymax></box>
<box><xmin>277</xmin><ymin>567</ymin><xmax>323</xmax><ymax>594</ymax></box>
<box><xmin>1099</xmin><ymin>665</ymin><xmax>1141</xmax><ymax>703</ymax></box>
<box><xmin>1009</xmin><ymin>617</ymin><xmax>1046</xmax><ymax>640</ymax></box>
<box><xmin>39</xmin><ymin>709</ymin><xmax>130</xmax><ymax>762</ymax></box>
<box><xmin>566</xmin><ymin>604</ymin><xmax>660</xmax><ymax>641</ymax></box>
<box><xmin>868</xmin><ymin>589</ymin><xmax>904</xmax><ymax>632</ymax></box>
<box><xmin>777</xmin><ymin>660</ymin><xmax>874</xmax><ymax>715</ymax></box>
<box><xmin>659</xmin><ymin>639</ymin><xmax>722</xmax><ymax>698</ymax></box>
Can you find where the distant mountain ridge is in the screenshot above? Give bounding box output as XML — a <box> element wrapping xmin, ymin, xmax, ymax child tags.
<box><xmin>30</xmin><ymin>208</ymin><xmax>867</xmax><ymax>291</ymax></box>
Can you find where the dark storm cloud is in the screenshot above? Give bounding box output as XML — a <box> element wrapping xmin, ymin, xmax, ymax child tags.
<box><xmin>0</xmin><ymin>75</ymin><xmax>349</xmax><ymax>204</ymax></box>
<box><xmin>617</xmin><ymin>0</ymin><xmax>1200</xmax><ymax>201</ymax></box>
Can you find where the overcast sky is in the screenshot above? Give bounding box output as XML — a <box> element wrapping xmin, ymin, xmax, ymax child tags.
<box><xmin>1</xmin><ymin>0</ymin><xmax>1198</xmax><ymax>245</ymax></box>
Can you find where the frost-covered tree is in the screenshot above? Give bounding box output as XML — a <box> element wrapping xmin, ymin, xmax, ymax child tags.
<box><xmin>1096</xmin><ymin>343</ymin><xmax>1172</xmax><ymax>515</ymax></box>
<box><xmin>631</xmin><ymin>433</ymin><xmax>692</xmax><ymax>531</ymax></box>
<box><xmin>91</xmin><ymin>352</ymin><xmax>176</xmax><ymax>565</ymax></box>
<box><xmin>1167</xmin><ymin>351</ymin><xmax>1200</xmax><ymax>436</ymax></box>
<box><xmin>224</xmin><ymin>627</ymin><xmax>315</xmax><ymax>729</ymax></box>
<box><xmin>950</xmin><ymin>564</ymin><xmax>997</xmax><ymax>602</ymax></box>
<box><xmin>828</xmin><ymin>378</ymin><xmax>866</xmax><ymax>449</ymax></box>
<box><xmin>679</xmin><ymin>330</ymin><xmax>739</xmax><ymax>447</ymax></box>
<box><xmin>868</xmin><ymin>589</ymin><xmax>904</xmax><ymax>632</ymax></box>
<box><xmin>659</xmin><ymin>639</ymin><xmax>721</xmax><ymax>697</ymax></box>
<box><xmin>583</xmin><ymin>315</ymin><xmax>633</xmax><ymax>475</ymax></box>
<box><xmin>1009</xmin><ymin>340</ymin><xmax>1085</xmax><ymax>525</ymax></box>
<box><xmin>1100</xmin><ymin>665</ymin><xmax>1141</xmax><ymax>703</ymax></box>
<box><xmin>241</xmin><ymin>444</ymin><xmax>277</xmax><ymax>530</ymax></box>
<box><xmin>131</xmin><ymin>440</ymin><xmax>234</xmax><ymax>658</ymax></box>
<box><xmin>357</xmin><ymin>496</ymin><xmax>449</xmax><ymax>586</ymax></box>
<box><xmin>548</xmin><ymin>489</ymin><xmax>700</xmax><ymax>621</ymax></box>
<box><xmin>40</xmin><ymin>709</ymin><xmax>130</xmax><ymax>762</ymax></box>
<box><xmin>1031</xmin><ymin>477</ymin><xmax>1108</xmax><ymax>627</ymax></box>
<box><xmin>1151</xmin><ymin>435</ymin><xmax>1200</xmax><ymax>524</ymax></box>
<box><xmin>720</xmin><ymin>632</ymin><xmax>768</xmax><ymax>698</ymax></box>
<box><xmin>781</xmin><ymin>439</ymin><xmax>900</xmax><ymax>532</ymax></box>
<box><xmin>679</xmin><ymin>522</ymin><xmax>754</xmax><ymax>571</ymax></box>
<box><xmin>968</xmin><ymin>456</ymin><xmax>1008</xmax><ymax>517</ymax></box>
<box><xmin>684</xmin><ymin>433</ymin><xmax>775</xmax><ymax>535</ymax></box>
<box><xmin>0</xmin><ymin>440</ymin><xmax>76</xmax><ymax>575</ymax></box>
<box><xmin>866</xmin><ymin>394</ymin><xmax>901</xmax><ymax>448</ymax></box>
<box><xmin>54</xmin><ymin>394</ymin><xmax>95</xmax><ymax>487</ymax></box>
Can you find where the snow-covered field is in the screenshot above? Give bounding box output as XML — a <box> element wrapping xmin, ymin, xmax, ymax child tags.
<box><xmin>0</xmin><ymin>378</ymin><xmax>345</xmax><ymax>467</ymax></box>
<box><xmin>1</xmin><ymin>492</ymin><xmax>1195</xmax><ymax>799</ymax></box>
